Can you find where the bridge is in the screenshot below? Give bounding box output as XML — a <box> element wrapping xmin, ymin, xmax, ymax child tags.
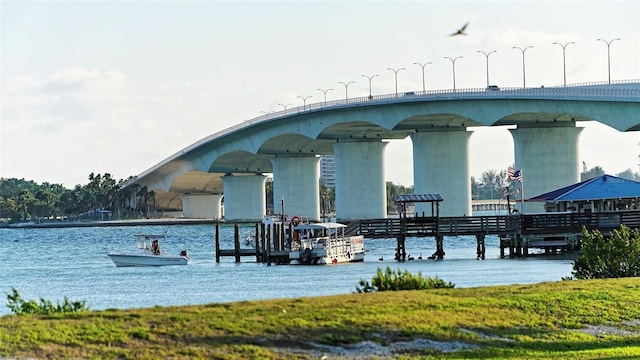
<box><xmin>125</xmin><ymin>81</ymin><xmax>640</xmax><ymax>222</ymax></box>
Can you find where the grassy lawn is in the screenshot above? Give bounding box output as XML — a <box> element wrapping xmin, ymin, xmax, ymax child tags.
<box><xmin>1</xmin><ymin>278</ymin><xmax>640</xmax><ymax>359</ymax></box>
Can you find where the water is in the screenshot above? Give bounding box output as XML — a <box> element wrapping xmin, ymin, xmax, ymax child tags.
<box><xmin>0</xmin><ymin>223</ymin><xmax>574</xmax><ymax>316</ymax></box>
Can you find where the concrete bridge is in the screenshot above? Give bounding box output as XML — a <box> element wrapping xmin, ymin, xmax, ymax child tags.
<box><xmin>125</xmin><ymin>81</ymin><xmax>640</xmax><ymax>221</ymax></box>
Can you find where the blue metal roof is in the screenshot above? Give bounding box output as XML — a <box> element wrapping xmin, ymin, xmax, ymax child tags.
<box><xmin>527</xmin><ymin>174</ymin><xmax>640</xmax><ymax>202</ymax></box>
<box><xmin>394</xmin><ymin>194</ymin><xmax>443</xmax><ymax>203</ymax></box>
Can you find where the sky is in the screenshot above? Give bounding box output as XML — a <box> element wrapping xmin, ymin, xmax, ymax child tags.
<box><xmin>2</xmin><ymin>0</ymin><xmax>639</xmax><ymax>188</ymax></box>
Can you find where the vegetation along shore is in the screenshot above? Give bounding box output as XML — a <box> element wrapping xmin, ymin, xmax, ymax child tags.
<box><xmin>1</xmin><ymin>277</ymin><xmax>639</xmax><ymax>359</ymax></box>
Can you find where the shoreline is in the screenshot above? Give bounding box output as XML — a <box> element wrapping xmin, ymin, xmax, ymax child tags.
<box><xmin>0</xmin><ymin>218</ymin><xmax>221</xmax><ymax>229</ymax></box>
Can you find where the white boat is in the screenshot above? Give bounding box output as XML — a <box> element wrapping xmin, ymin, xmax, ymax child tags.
<box><xmin>288</xmin><ymin>222</ymin><xmax>365</xmax><ymax>265</ymax></box>
<box><xmin>108</xmin><ymin>234</ymin><xmax>189</xmax><ymax>267</ymax></box>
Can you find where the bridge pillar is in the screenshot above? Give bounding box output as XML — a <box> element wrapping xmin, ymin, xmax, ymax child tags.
<box><xmin>510</xmin><ymin>125</ymin><xmax>583</xmax><ymax>213</ymax></box>
<box><xmin>332</xmin><ymin>140</ymin><xmax>387</xmax><ymax>221</ymax></box>
<box><xmin>221</xmin><ymin>174</ymin><xmax>267</xmax><ymax>222</ymax></box>
<box><xmin>181</xmin><ymin>194</ymin><xmax>223</xmax><ymax>219</ymax></box>
<box><xmin>411</xmin><ymin>130</ymin><xmax>472</xmax><ymax>216</ymax></box>
<box><xmin>270</xmin><ymin>156</ymin><xmax>320</xmax><ymax>222</ymax></box>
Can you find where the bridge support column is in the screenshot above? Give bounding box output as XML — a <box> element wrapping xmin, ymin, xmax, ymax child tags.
<box><xmin>270</xmin><ymin>156</ymin><xmax>320</xmax><ymax>222</ymax></box>
<box><xmin>510</xmin><ymin>125</ymin><xmax>583</xmax><ymax>213</ymax></box>
<box><xmin>221</xmin><ymin>174</ymin><xmax>267</xmax><ymax>222</ymax></box>
<box><xmin>181</xmin><ymin>194</ymin><xmax>223</xmax><ymax>219</ymax></box>
<box><xmin>411</xmin><ymin>130</ymin><xmax>472</xmax><ymax>216</ymax></box>
<box><xmin>333</xmin><ymin>140</ymin><xmax>387</xmax><ymax>221</ymax></box>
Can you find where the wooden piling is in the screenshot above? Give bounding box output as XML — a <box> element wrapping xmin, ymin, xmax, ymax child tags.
<box><xmin>476</xmin><ymin>234</ymin><xmax>485</xmax><ymax>260</ymax></box>
<box><xmin>395</xmin><ymin>235</ymin><xmax>406</xmax><ymax>261</ymax></box>
<box><xmin>254</xmin><ymin>223</ymin><xmax>261</xmax><ymax>262</ymax></box>
<box><xmin>266</xmin><ymin>224</ymin><xmax>272</xmax><ymax>266</ymax></box>
<box><xmin>234</xmin><ymin>224</ymin><xmax>240</xmax><ymax>262</ymax></box>
<box><xmin>215</xmin><ymin>222</ymin><xmax>220</xmax><ymax>263</ymax></box>
<box><xmin>434</xmin><ymin>235</ymin><xmax>445</xmax><ymax>260</ymax></box>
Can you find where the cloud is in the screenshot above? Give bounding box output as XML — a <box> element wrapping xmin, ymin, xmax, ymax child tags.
<box><xmin>3</xmin><ymin>67</ymin><xmax>131</xmax><ymax>134</ymax></box>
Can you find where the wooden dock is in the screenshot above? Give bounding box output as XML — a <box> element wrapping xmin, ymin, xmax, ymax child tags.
<box><xmin>215</xmin><ymin>223</ymin><xmax>292</xmax><ymax>264</ymax></box>
<box><xmin>215</xmin><ymin>210</ymin><xmax>640</xmax><ymax>263</ymax></box>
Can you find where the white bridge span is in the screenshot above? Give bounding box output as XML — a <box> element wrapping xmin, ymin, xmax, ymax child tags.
<box><xmin>125</xmin><ymin>81</ymin><xmax>640</xmax><ymax>221</ymax></box>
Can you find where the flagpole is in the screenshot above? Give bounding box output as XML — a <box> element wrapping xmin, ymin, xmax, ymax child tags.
<box><xmin>520</xmin><ymin>169</ymin><xmax>525</xmax><ymax>214</ymax></box>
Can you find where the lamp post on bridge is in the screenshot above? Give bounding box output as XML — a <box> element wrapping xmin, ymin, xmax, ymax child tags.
<box><xmin>278</xmin><ymin>103</ymin><xmax>293</xmax><ymax>115</ymax></box>
<box><xmin>552</xmin><ymin>41</ymin><xmax>575</xmax><ymax>86</ymax></box>
<box><xmin>444</xmin><ymin>56</ymin><xmax>462</xmax><ymax>91</ymax></box>
<box><xmin>260</xmin><ymin>110</ymin><xmax>274</xmax><ymax>119</ymax></box>
<box><xmin>361</xmin><ymin>74</ymin><xmax>379</xmax><ymax>99</ymax></box>
<box><xmin>337</xmin><ymin>81</ymin><xmax>355</xmax><ymax>100</ymax></box>
<box><xmin>413</xmin><ymin>61</ymin><xmax>431</xmax><ymax>92</ymax></box>
<box><xmin>387</xmin><ymin>67</ymin><xmax>405</xmax><ymax>96</ymax></box>
<box><xmin>476</xmin><ymin>50</ymin><xmax>497</xmax><ymax>88</ymax></box>
<box><xmin>512</xmin><ymin>45</ymin><xmax>533</xmax><ymax>88</ymax></box>
<box><xmin>597</xmin><ymin>38</ymin><xmax>621</xmax><ymax>85</ymax></box>
<box><xmin>317</xmin><ymin>88</ymin><xmax>333</xmax><ymax>106</ymax></box>
<box><xmin>297</xmin><ymin>95</ymin><xmax>312</xmax><ymax>111</ymax></box>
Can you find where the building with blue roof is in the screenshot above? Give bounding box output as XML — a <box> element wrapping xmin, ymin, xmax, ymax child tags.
<box><xmin>528</xmin><ymin>174</ymin><xmax>640</xmax><ymax>214</ymax></box>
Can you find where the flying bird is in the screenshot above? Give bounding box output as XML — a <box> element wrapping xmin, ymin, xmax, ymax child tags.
<box><xmin>450</xmin><ymin>22</ymin><xmax>469</xmax><ymax>36</ymax></box>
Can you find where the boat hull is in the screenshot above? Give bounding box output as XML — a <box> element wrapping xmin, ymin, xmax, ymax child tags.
<box><xmin>108</xmin><ymin>253</ymin><xmax>188</xmax><ymax>267</ymax></box>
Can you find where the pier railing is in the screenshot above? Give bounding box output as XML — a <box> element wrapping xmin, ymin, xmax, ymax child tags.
<box><xmin>354</xmin><ymin>210</ymin><xmax>640</xmax><ymax>239</ymax></box>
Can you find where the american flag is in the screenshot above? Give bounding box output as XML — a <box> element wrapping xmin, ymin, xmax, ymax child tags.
<box><xmin>508</xmin><ymin>167</ymin><xmax>522</xmax><ymax>182</ymax></box>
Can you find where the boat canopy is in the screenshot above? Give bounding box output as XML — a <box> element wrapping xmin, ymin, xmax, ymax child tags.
<box><xmin>295</xmin><ymin>222</ymin><xmax>346</xmax><ymax>230</ymax></box>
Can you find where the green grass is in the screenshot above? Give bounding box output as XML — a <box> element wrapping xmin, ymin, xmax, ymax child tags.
<box><xmin>2</xmin><ymin>278</ymin><xmax>640</xmax><ymax>359</ymax></box>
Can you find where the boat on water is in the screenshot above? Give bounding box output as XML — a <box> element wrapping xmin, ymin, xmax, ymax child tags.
<box><xmin>288</xmin><ymin>222</ymin><xmax>365</xmax><ymax>265</ymax></box>
<box><xmin>108</xmin><ymin>234</ymin><xmax>189</xmax><ymax>267</ymax></box>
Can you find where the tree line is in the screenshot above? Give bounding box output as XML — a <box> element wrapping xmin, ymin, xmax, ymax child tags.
<box><xmin>472</xmin><ymin>166</ymin><xmax>640</xmax><ymax>201</ymax></box>
<box><xmin>0</xmin><ymin>173</ymin><xmax>156</xmax><ymax>224</ymax></box>
<box><xmin>1</xmin><ymin>165</ymin><xmax>638</xmax><ymax>224</ymax></box>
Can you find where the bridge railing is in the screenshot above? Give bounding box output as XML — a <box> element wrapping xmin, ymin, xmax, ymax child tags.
<box><xmin>183</xmin><ymin>80</ymin><xmax>640</xmax><ymax>151</ymax></box>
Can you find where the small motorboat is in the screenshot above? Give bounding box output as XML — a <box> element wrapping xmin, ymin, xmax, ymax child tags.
<box><xmin>108</xmin><ymin>234</ymin><xmax>189</xmax><ymax>267</ymax></box>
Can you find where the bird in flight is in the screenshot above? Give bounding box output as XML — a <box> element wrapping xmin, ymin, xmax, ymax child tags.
<box><xmin>450</xmin><ymin>22</ymin><xmax>469</xmax><ymax>36</ymax></box>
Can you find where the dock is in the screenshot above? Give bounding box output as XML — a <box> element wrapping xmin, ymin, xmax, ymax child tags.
<box><xmin>215</xmin><ymin>210</ymin><xmax>640</xmax><ymax>263</ymax></box>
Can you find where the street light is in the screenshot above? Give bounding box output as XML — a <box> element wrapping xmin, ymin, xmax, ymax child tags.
<box><xmin>512</xmin><ymin>46</ymin><xmax>533</xmax><ymax>88</ymax></box>
<box><xmin>597</xmin><ymin>38</ymin><xmax>621</xmax><ymax>84</ymax></box>
<box><xmin>552</xmin><ymin>42</ymin><xmax>575</xmax><ymax>86</ymax></box>
<box><xmin>260</xmin><ymin>110</ymin><xmax>274</xmax><ymax>119</ymax></box>
<box><xmin>413</xmin><ymin>61</ymin><xmax>431</xmax><ymax>92</ymax></box>
<box><xmin>337</xmin><ymin>81</ymin><xmax>355</xmax><ymax>100</ymax></box>
<box><xmin>476</xmin><ymin>50</ymin><xmax>497</xmax><ymax>87</ymax></box>
<box><xmin>444</xmin><ymin>56</ymin><xmax>463</xmax><ymax>91</ymax></box>
<box><xmin>278</xmin><ymin>103</ymin><xmax>293</xmax><ymax>115</ymax></box>
<box><xmin>297</xmin><ymin>95</ymin><xmax>312</xmax><ymax>111</ymax></box>
<box><xmin>361</xmin><ymin>74</ymin><xmax>379</xmax><ymax>99</ymax></box>
<box><xmin>317</xmin><ymin>88</ymin><xmax>333</xmax><ymax>106</ymax></box>
<box><xmin>387</xmin><ymin>67</ymin><xmax>405</xmax><ymax>96</ymax></box>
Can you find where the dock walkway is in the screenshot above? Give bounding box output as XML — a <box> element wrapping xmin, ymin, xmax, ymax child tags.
<box><xmin>215</xmin><ymin>210</ymin><xmax>640</xmax><ymax>263</ymax></box>
<box><xmin>354</xmin><ymin>210</ymin><xmax>640</xmax><ymax>260</ymax></box>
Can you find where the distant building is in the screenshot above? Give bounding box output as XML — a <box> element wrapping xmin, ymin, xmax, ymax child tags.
<box><xmin>320</xmin><ymin>155</ymin><xmax>335</xmax><ymax>189</ymax></box>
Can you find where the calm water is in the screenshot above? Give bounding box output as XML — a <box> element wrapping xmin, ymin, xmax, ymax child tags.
<box><xmin>0</xmin><ymin>223</ymin><xmax>574</xmax><ymax>316</ymax></box>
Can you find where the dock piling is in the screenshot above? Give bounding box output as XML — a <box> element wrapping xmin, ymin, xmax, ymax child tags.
<box><xmin>476</xmin><ymin>234</ymin><xmax>486</xmax><ymax>260</ymax></box>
